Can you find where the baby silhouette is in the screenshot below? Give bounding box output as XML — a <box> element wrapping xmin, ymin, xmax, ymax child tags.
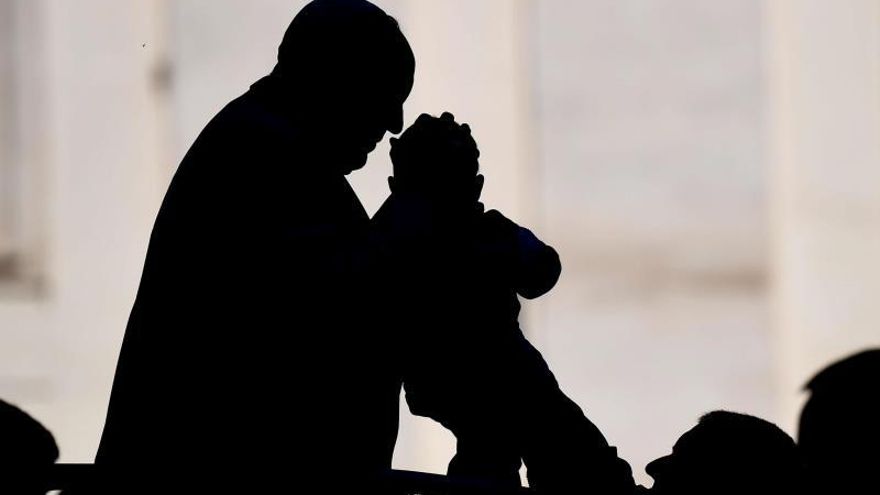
<box><xmin>374</xmin><ymin>113</ymin><xmax>635</xmax><ymax>494</ymax></box>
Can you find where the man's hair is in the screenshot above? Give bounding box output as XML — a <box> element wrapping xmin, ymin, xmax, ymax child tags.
<box><xmin>274</xmin><ymin>0</ymin><xmax>414</xmax><ymax>93</ymax></box>
<box><xmin>798</xmin><ymin>349</ymin><xmax>880</xmax><ymax>489</ymax></box>
<box><xmin>692</xmin><ymin>411</ymin><xmax>800</xmax><ymax>492</ymax></box>
<box><xmin>697</xmin><ymin>410</ymin><xmax>797</xmax><ymax>458</ymax></box>
<box><xmin>799</xmin><ymin>349</ymin><xmax>880</xmax><ymax>438</ymax></box>
<box><xmin>390</xmin><ymin>112</ymin><xmax>479</xmax><ymax>189</ymax></box>
<box><xmin>803</xmin><ymin>348</ymin><xmax>880</xmax><ymax>395</ymax></box>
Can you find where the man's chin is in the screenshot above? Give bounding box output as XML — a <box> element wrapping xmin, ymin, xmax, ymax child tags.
<box><xmin>341</xmin><ymin>157</ymin><xmax>367</xmax><ymax>175</ymax></box>
<box><xmin>340</xmin><ymin>152</ymin><xmax>369</xmax><ymax>175</ymax></box>
<box><xmin>647</xmin><ymin>481</ymin><xmax>674</xmax><ymax>495</ymax></box>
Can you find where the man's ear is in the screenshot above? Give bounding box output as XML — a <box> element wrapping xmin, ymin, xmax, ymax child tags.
<box><xmin>473</xmin><ymin>174</ymin><xmax>485</xmax><ymax>200</ymax></box>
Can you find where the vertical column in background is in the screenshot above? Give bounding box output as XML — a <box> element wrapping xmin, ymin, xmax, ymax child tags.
<box><xmin>0</xmin><ymin>0</ymin><xmax>55</xmax><ymax>456</ymax></box>
<box><xmin>0</xmin><ymin>0</ymin><xmax>53</xmax><ymax>292</ymax></box>
<box><xmin>766</xmin><ymin>0</ymin><xmax>880</xmax><ymax>431</ymax></box>
<box><xmin>533</xmin><ymin>1</ymin><xmax>769</xmax><ymax>484</ymax></box>
<box><xmin>43</xmin><ymin>0</ymin><xmax>170</xmax><ymax>460</ymax></box>
<box><xmin>0</xmin><ymin>0</ymin><xmax>15</xmax><ymax>265</ymax></box>
<box><xmin>9</xmin><ymin>0</ymin><xmax>54</xmax><ymax>290</ymax></box>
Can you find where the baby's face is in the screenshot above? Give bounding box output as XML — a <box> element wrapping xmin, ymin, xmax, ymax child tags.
<box><xmin>390</xmin><ymin>174</ymin><xmax>484</xmax><ymax>217</ymax></box>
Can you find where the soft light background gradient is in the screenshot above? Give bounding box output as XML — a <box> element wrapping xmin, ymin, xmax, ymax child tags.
<box><xmin>1</xmin><ymin>0</ymin><xmax>878</xmax><ymax>485</ymax></box>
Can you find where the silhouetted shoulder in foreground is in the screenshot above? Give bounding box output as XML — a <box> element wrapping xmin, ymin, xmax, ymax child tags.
<box><xmin>0</xmin><ymin>399</ymin><xmax>58</xmax><ymax>495</ymax></box>
<box><xmin>799</xmin><ymin>348</ymin><xmax>880</xmax><ymax>494</ymax></box>
<box><xmin>96</xmin><ymin>0</ymin><xmax>414</xmax><ymax>491</ymax></box>
<box><xmin>647</xmin><ymin>411</ymin><xmax>800</xmax><ymax>495</ymax></box>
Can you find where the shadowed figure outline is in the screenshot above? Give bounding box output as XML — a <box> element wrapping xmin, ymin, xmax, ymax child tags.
<box><xmin>96</xmin><ymin>0</ymin><xmax>414</xmax><ymax>491</ymax></box>
<box><xmin>798</xmin><ymin>348</ymin><xmax>880</xmax><ymax>494</ymax></box>
<box><xmin>646</xmin><ymin>411</ymin><xmax>801</xmax><ymax>495</ymax></box>
<box><xmin>374</xmin><ymin>112</ymin><xmax>636</xmax><ymax>494</ymax></box>
<box><xmin>0</xmin><ymin>399</ymin><xmax>58</xmax><ymax>495</ymax></box>
<box><xmin>97</xmin><ymin>1</ymin><xmax>637</xmax><ymax>493</ymax></box>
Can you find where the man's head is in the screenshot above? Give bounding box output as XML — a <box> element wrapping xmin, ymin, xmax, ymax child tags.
<box><xmin>389</xmin><ymin>112</ymin><xmax>483</xmax><ymax>210</ymax></box>
<box><xmin>646</xmin><ymin>411</ymin><xmax>799</xmax><ymax>495</ymax></box>
<box><xmin>798</xmin><ymin>349</ymin><xmax>880</xmax><ymax>492</ymax></box>
<box><xmin>274</xmin><ymin>0</ymin><xmax>415</xmax><ymax>174</ymax></box>
<box><xmin>0</xmin><ymin>399</ymin><xmax>59</xmax><ymax>494</ymax></box>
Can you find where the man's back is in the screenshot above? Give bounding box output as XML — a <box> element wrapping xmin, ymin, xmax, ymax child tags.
<box><xmin>96</xmin><ymin>80</ymin><xmax>399</xmax><ymax>489</ymax></box>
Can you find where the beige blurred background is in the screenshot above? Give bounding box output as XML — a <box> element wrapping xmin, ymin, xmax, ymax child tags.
<box><xmin>1</xmin><ymin>0</ymin><xmax>879</xmax><ymax>485</ymax></box>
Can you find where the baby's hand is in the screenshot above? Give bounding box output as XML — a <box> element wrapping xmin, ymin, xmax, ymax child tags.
<box><xmin>390</xmin><ymin>112</ymin><xmax>479</xmax><ymax>173</ymax></box>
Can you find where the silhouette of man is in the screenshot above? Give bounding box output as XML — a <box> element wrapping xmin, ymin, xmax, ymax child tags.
<box><xmin>96</xmin><ymin>0</ymin><xmax>414</xmax><ymax>491</ymax></box>
<box><xmin>798</xmin><ymin>349</ymin><xmax>880</xmax><ymax>494</ymax></box>
<box><xmin>646</xmin><ymin>411</ymin><xmax>800</xmax><ymax>495</ymax></box>
<box><xmin>0</xmin><ymin>399</ymin><xmax>59</xmax><ymax>495</ymax></box>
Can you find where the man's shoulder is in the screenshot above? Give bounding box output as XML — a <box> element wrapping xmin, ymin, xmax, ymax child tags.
<box><xmin>157</xmin><ymin>91</ymin><xmax>302</xmax><ymax>220</ymax></box>
<box><xmin>174</xmin><ymin>86</ymin><xmax>306</xmax><ymax>182</ymax></box>
<box><xmin>199</xmin><ymin>89</ymin><xmax>293</xmax><ymax>148</ymax></box>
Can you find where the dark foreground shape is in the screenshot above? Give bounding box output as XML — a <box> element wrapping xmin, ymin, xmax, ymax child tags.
<box><xmin>0</xmin><ymin>399</ymin><xmax>59</xmax><ymax>495</ymax></box>
<box><xmin>96</xmin><ymin>0</ymin><xmax>415</xmax><ymax>491</ymax></box>
<box><xmin>646</xmin><ymin>411</ymin><xmax>800</xmax><ymax>495</ymax></box>
<box><xmin>799</xmin><ymin>348</ymin><xmax>880</xmax><ymax>494</ymax></box>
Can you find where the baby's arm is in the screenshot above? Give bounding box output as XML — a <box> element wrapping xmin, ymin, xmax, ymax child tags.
<box><xmin>483</xmin><ymin>210</ymin><xmax>561</xmax><ymax>299</ymax></box>
<box><xmin>514</xmin><ymin>222</ymin><xmax>562</xmax><ymax>299</ymax></box>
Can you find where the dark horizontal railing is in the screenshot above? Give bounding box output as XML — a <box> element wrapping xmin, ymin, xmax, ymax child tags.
<box><xmin>47</xmin><ymin>464</ymin><xmax>534</xmax><ymax>495</ymax></box>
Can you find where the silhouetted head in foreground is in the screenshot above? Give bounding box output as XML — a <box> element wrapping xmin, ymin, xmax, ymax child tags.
<box><xmin>0</xmin><ymin>399</ymin><xmax>58</xmax><ymax>494</ymax></box>
<box><xmin>389</xmin><ymin>112</ymin><xmax>483</xmax><ymax>216</ymax></box>
<box><xmin>272</xmin><ymin>0</ymin><xmax>415</xmax><ymax>173</ymax></box>
<box><xmin>647</xmin><ymin>411</ymin><xmax>799</xmax><ymax>495</ymax></box>
<box><xmin>798</xmin><ymin>348</ymin><xmax>880</xmax><ymax>493</ymax></box>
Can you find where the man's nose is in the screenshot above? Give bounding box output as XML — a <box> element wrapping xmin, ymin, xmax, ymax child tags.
<box><xmin>646</xmin><ymin>455</ymin><xmax>671</xmax><ymax>479</ymax></box>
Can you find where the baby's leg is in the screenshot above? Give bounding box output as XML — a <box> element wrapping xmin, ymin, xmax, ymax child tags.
<box><xmin>404</xmin><ymin>367</ymin><xmax>523</xmax><ymax>487</ymax></box>
<box><xmin>508</xmin><ymin>336</ymin><xmax>636</xmax><ymax>494</ymax></box>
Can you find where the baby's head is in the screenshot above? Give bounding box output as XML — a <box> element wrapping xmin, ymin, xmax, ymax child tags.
<box><xmin>389</xmin><ymin>112</ymin><xmax>483</xmax><ymax>209</ymax></box>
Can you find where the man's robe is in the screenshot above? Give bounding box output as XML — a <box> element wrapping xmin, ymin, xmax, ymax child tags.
<box><xmin>96</xmin><ymin>76</ymin><xmax>399</xmax><ymax>491</ymax></box>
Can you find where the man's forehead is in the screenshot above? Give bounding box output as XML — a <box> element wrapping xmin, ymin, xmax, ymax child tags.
<box><xmin>672</xmin><ymin>427</ymin><xmax>704</xmax><ymax>454</ymax></box>
<box><xmin>352</xmin><ymin>70</ymin><xmax>412</xmax><ymax>102</ymax></box>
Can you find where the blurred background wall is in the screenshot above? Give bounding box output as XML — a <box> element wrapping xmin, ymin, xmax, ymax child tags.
<box><xmin>0</xmin><ymin>0</ymin><xmax>878</xmax><ymax>485</ymax></box>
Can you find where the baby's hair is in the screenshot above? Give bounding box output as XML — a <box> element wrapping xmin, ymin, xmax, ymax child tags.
<box><xmin>390</xmin><ymin>112</ymin><xmax>480</xmax><ymax>190</ymax></box>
